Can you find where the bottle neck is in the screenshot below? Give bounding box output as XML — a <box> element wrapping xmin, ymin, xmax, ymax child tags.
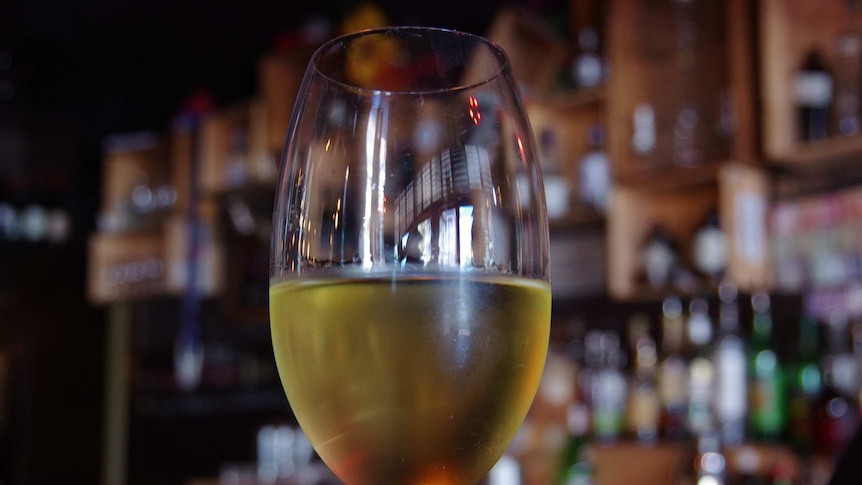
<box><xmin>798</xmin><ymin>316</ymin><xmax>820</xmax><ymax>359</ymax></box>
<box><xmin>751</xmin><ymin>312</ymin><xmax>773</xmax><ymax>348</ymax></box>
<box><xmin>634</xmin><ymin>340</ymin><xmax>658</xmax><ymax>378</ymax></box>
<box><xmin>719</xmin><ymin>301</ymin><xmax>739</xmax><ymax>336</ymax></box>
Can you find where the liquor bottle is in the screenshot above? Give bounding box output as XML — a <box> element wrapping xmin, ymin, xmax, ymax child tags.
<box><xmin>658</xmin><ymin>296</ymin><xmax>688</xmax><ymax>440</ymax></box>
<box><xmin>578</xmin><ymin>124</ymin><xmax>610</xmax><ymax>214</ymax></box>
<box><xmin>539</xmin><ymin>128</ymin><xmax>571</xmax><ymax>221</ymax></box>
<box><xmin>713</xmin><ymin>282</ymin><xmax>747</xmax><ymax>446</ymax></box>
<box><xmin>811</xmin><ymin>313</ymin><xmax>860</xmax><ymax>457</ymax></box>
<box><xmin>581</xmin><ymin>330</ymin><xmax>602</xmax><ymax>420</ymax></box>
<box><xmin>590</xmin><ymin>331</ymin><xmax>628</xmax><ymax>443</ymax></box>
<box><xmin>572</xmin><ymin>27</ymin><xmax>605</xmax><ymax>89</ymax></box>
<box><xmin>691</xmin><ymin>209</ymin><xmax>728</xmax><ymax>284</ymax></box>
<box><xmin>557</xmin><ymin>403</ymin><xmax>594</xmax><ymax>485</ymax></box>
<box><xmin>747</xmin><ymin>291</ymin><xmax>786</xmax><ymax>442</ymax></box>
<box><xmin>632</xmin><ymin>103</ymin><xmax>657</xmax><ymax>160</ymax></box>
<box><xmin>626</xmin><ymin>315</ymin><xmax>661</xmax><ymax>444</ymax></box>
<box><xmin>641</xmin><ymin>226</ymin><xmax>678</xmax><ymax>290</ymax></box>
<box><xmin>687</xmin><ymin>297</ymin><xmax>715</xmax><ymax>437</ymax></box>
<box><xmin>794</xmin><ymin>49</ymin><xmax>833</xmax><ymax>142</ymax></box>
<box><xmin>786</xmin><ymin>314</ymin><xmax>823</xmax><ymax>455</ymax></box>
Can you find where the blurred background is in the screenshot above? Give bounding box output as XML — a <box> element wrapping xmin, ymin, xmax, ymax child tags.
<box><xmin>2</xmin><ymin>0</ymin><xmax>862</xmax><ymax>484</ymax></box>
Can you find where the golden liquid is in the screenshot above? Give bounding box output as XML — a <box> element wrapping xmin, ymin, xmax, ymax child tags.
<box><xmin>270</xmin><ymin>275</ymin><xmax>551</xmax><ymax>485</ymax></box>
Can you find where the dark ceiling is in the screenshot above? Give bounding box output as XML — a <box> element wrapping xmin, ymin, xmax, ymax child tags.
<box><xmin>0</xmin><ymin>0</ymin><xmax>564</xmax><ymax>229</ymax></box>
<box><xmin>3</xmin><ymin>0</ymin><xmax>553</xmax><ymax>132</ymax></box>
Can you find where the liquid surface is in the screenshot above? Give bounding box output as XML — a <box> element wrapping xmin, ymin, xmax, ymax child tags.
<box><xmin>270</xmin><ymin>275</ymin><xmax>551</xmax><ymax>485</ymax></box>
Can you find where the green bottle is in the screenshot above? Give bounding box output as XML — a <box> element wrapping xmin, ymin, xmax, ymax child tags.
<box><xmin>557</xmin><ymin>403</ymin><xmax>594</xmax><ymax>485</ymax></box>
<box><xmin>747</xmin><ymin>291</ymin><xmax>786</xmax><ymax>441</ymax></box>
<box><xmin>786</xmin><ymin>314</ymin><xmax>822</xmax><ymax>454</ymax></box>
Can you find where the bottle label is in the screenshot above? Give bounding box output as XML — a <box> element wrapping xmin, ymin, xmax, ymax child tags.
<box><xmin>628</xmin><ymin>386</ymin><xmax>661</xmax><ymax>431</ymax></box>
<box><xmin>750</xmin><ymin>376</ymin><xmax>784</xmax><ymax>434</ymax></box>
<box><xmin>795</xmin><ymin>71</ymin><xmax>833</xmax><ymax>107</ymax></box>
<box><xmin>715</xmin><ymin>339</ymin><xmax>747</xmax><ymax>421</ymax></box>
<box><xmin>659</xmin><ymin>355</ymin><xmax>688</xmax><ymax>406</ymax></box>
<box><xmin>591</xmin><ymin>369</ymin><xmax>626</xmax><ymax>440</ymax></box>
<box><xmin>688</xmin><ymin>357</ymin><xmax>715</xmax><ymax>433</ymax></box>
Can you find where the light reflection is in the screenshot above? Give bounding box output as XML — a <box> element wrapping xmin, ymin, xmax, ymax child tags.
<box><xmin>439</xmin><ymin>208</ymin><xmax>457</xmax><ymax>267</ymax></box>
<box><xmin>516</xmin><ymin>135</ymin><xmax>525</xmax><ymax>161</ymax></box>
<box><xmin>418</xmin><ymin>218</ymin><xmax>433</xmax><ymax>265</ymax></box>
<box><xmin>459</xmin><ymin>206</ymin><xmax>474</xmax><ymax>267</ymax></box>
<box><xmin>361</xmin><ymin>94</ymin><xmax>389</xmax><ymax>270</ymax></box>
<box><xmin>468</xmin><ymin>96</ymin><xmax>481</xmax><ymax>126</ymax></box>
<box><xmin>391</xmin><ymin>145</ymin><xmax>493</xmax><ymax>267</ymax></box>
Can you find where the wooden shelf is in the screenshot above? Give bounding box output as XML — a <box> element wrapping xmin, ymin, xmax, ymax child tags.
<box><xmin>87</xmin><ymin>209</ymin><xmax>225</xmax><ymax>304</ymax></box>
<box><xmin>482</xmin><ymin>5</ymin><xmax>569</xmax><ymax>95</ymax></box>
<box><xmin>258</xmin><ymin>51</ymin><xmax>313</xmax><ymax>154</ymax></box>
<box><xmin>589</xmin><ymin>442</ymin><xmax>683</xmax><ymax>485</ymax></box>
<box><xmin>199</xmin><ymin>98</ymin><xmax>278</xmax><ymax>195</ymax></box>
<box><xmin>615</xmin><ymin>159</ymin><xmax>725</xmax><ymax>193</ymax></box>
<box><xmin>606</xmin><ymin>0</ymin><xmax>758</xmax><ymax>182</ymax></box>
<box><xmin>600</xmin><ymin>0</ymin><xmax>766</xmax><ymax>301</ymax></box>
<box><xmin>527</xmin><ymin>82</ymin><xmax>606</xmax><ymax>224</ymax></box>
<box><xmin>548</xmin><ymin>209</ymin><xmax>605</xmax><ymax>231</ymax></box>
<box><xmin>608</xmin><ymin>180</ymin><xmax>719</xmax><ymax>300</ymax></box>
<box><xmin>608</xmin><ymin>162</ymin><xmax>770</xmax><ymax>301</ymax></box>
<box><xmin>583</xmin><ymin>441</ymin><xmax>802</xmax><ymax>485</ymax></box>
<box><xmin>769</xmin><ymin>134</ymin><xmax>862</xmax><ymax>169</ymax></box>
<box><xmin>532</xmin><ymin>84</ymin><xmax>607</xmax><ymax>109</ymax></box>
<box><xmin>760</xmin><ymin>0</ymin><xmax>862</xmax><ymax>162</ymax></box>
<box><xmin>99</xmin><ymin>132</ymin><xmax>171</xmax><ymax>233</ymax></box>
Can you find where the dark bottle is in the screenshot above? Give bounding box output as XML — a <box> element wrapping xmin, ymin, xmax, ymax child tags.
<box><xmin>641</xmin><ymin>226</ymin><xmax>678</xmax><ymax>290</ymax></box>
<box><xmin>687</xmin><ymin>297</ymin><xmax>716</xmax><ymax>437</ymax></box>
<box><xmin>747</xmin><ymin>292</ymin><xmax>786</xmax><ymax>442</ymax></box>
<box><xmin>786</xmin><ymin>314</ymin><xmax>823</xmax><ymax>454</ymax></box>
<box><xmin>795</xmin><ymin>49</ymin><xmax>833</xmax><ymax>142</ymax></box>
<box><xmin>658</xmin><ymin>296</ymin><xmax>688</xmax><ymax>440</ymax></box>
<box><xmin>812</xmin><ymin>313</ymin><xmax>860</xmax><ymax>457</ymax></box>
<box><xmin>626</xmin><ymin>314</ymin><xmax>661</xmax><ymax>444</ymax></box>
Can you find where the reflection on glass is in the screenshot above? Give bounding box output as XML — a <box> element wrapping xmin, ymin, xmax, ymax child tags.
<box><xmin>393</xmin><ymin>145</ymin><xmax>495</xmax><ymax>268</ymax></box>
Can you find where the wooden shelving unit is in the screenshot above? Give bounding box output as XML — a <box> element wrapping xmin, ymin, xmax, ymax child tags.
<box><xmin>600</xmin><ymin>0</ymin><xmax>767</xmax><ymax>301</ymax></box>
<box><xmin>199</xmin><ymin>98</ymin><xmax>277</xmax><ymax>195</ymax></box>
<box><xmin>88</xmin><ymin>125</ymin><xmax>231</xmax><ymax>304</ymax></box>
<box><xmin>760</xmin><ymin>0</ymin><xmax>862</xmax><ymax>163</ymax></box>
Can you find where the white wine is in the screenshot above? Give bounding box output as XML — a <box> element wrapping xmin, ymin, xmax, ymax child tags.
<box><xmin>270</xmin><ymin>275</ymin><xmax>551</xmax><ymax>485</ymax></box>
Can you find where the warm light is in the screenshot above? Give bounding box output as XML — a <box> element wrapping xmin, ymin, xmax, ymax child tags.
<box><xmin>468</xmin><ymin>96</ymin><xmax>481</xmax><ymax>126</ymax></box>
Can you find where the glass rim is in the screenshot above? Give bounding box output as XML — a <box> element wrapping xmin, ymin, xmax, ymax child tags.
<box><xmin>309</xmin><ymin>26</ymin><xmax>511</xmax><ymax>95</ymax></box>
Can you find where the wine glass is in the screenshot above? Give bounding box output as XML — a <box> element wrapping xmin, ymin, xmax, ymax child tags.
<box><xmin>269</xmin><ymin>26</ymin><xmax>551</xmax><ymax>485</ymax></box>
